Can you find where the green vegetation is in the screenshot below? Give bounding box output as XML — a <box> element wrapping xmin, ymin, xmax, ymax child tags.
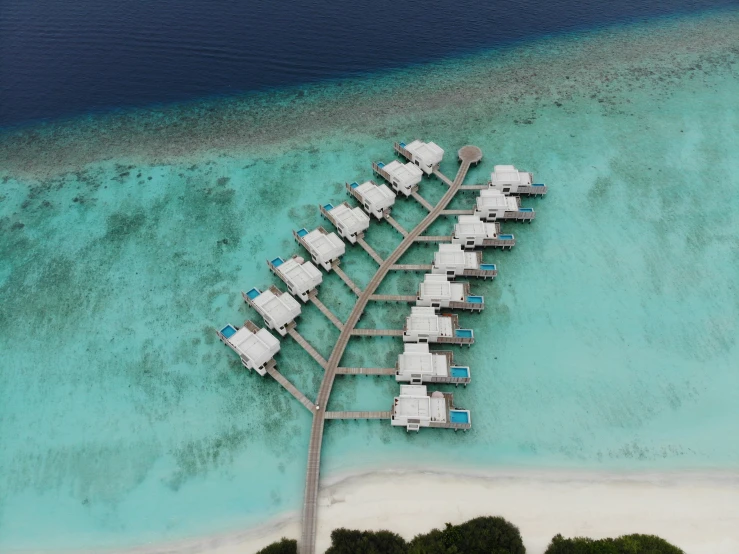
<box><xmin>256</xmin><ymin>537</ymin><xmax>298</xmax><ymax>554</ymax></box>
<box><xmin>257</xmin><ymin>520</ymin><xmax>685</xmax><ymax>554</ymax></box>
<box><xmin>544</xmin><ymin>533</ymin><xmax>685</xmax><ymax>554</ymax></box>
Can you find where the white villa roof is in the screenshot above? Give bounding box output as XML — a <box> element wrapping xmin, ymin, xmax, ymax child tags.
<box><xmin>398</xmin><ymin>343</ymin><xmax>448</xmax><ymax>377</ymax></box>
<box><xmin>278</xmin><ymin>258</ymin><xmax>322</xmax><ymax>292</ymax></box>
<box><xmin>384</xmin><ymin>160</ymin><xmax>423</xmax><ymax>184</ymax></box>
<box><xmin>418</xmin><ymin>274</ymin><xmax>464</xmax><ymax>302</ymax></box>
<box><xmin>406</xmin><ymin>307</ymin><xmax>453</xmax><ymax>337</ymax></box>
<box><xmin>395</xmin><ymin>385</ymin><xmax>446</xmax><ymax>422</ymax></box>
<box><xmin>455</xmin><ymin>215</ymin><xmax>496</xmax><ymax>238</ymax></box>
<box><xmin>229</xmin><ymin>326</ymin><xmax>280</xmax><ymax>367</ymax></box>
<box><xmin>253</xmin><ymin>290</ymin><xmax>301</xmax><ymax>325</ymax></box>
<box><xmin>405</xmin><ymin>140</ymin><xmax>444</xmax><ymax>164</ymax></box>
<box><xmin>330</xmin><ymin>203</ymin><xmax>370</xmax><ymax>234</ymax></box>
<box><xmin>356</xmin><ymin>181</ymin><xmax>395</xmax><ymax>208</ymax></box>
<box><xmin>477</xmin><ymin>189</ymin><xmax>518</xmax><ymax>211</ymax></box>
<box><xmin>491</xmin><ymin>165</ymin><xmax>532</xmax><ymax>186</ymax></box>
<box><xmin>304</xmin><ymin>229</ymin><xmax>345</xmax><ymax>260</ymax></box>
<box><xmin>434</xmin><ymin>244</ymin><xmax>479</xmax><ymax>269</ymax></box>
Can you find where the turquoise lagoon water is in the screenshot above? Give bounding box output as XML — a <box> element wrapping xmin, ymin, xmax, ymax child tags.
<box><xmin>1</xmin><ymin>10</ymin><xmax>739</xmax><ymax>550</ymax></box>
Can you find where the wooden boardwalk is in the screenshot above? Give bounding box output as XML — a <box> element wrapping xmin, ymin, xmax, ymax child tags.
<box><xmin>369</xmin><ymin>294</ymin><xmax>416</xmax><ymax>303</ymax></box>
<box><xmin>265</xmin><ymin>362</ymin><xmax>315</xmax><ymax>412</ymax></box>
<box><xmin>390</xmin><ymin>264</ymin><xmax>433</xmax><ymax>272</ymax></box>
<box><xmin>336</xmin><ymin>367</ymin><xmax>396</xmax><ymax>375</ymax></box>
<box><xmin>332</xmin><ymin>262</ymin><xmax>362</xmax><ymax>296</ymax></box>
<box><xmin>433</xmin><ymin>168</ymin><xmax>454</xmax><ymax>187</ymax></box>
<box><xmin>441</xmin><ymin>209</ymin><xmax>474</xmax><ymax>216</ymax></box>
<box><xmin>414</xmin><ymin>235</ymin><xmax>452</xmax><ymax>243</ymax></box>
<box><xmin>460</xmin><ymin>184</ymin><xmax>486</xmax><ymax>191</ymax></box>
<box><xmin>411</xmin><ymin>190</ymin><xmax>434</xmax><ymax>212</ymax></box>
<box><xmin>350</xmin><ymin>328</ymin><xmax>404</xmax><ymax>337</ymax></box>
<box><xmin>287</xmin><ymin>324</ymin><xmax>328</xmax><ymax>370</ymax></box>
<box><xmin>324</xmin><ymin>411</ymin><xmax>391</xmax><ymax>420</ymax></box>
<box><xmin>299</xmin><ymin>145</ymin><xmax>482</xmax><ymax>554</ymax></box>
<box><xmin>308</xmin><ymin>292</ymin><xmax>344</xmax><ymax>331</ymax></box>
<box><xmin>357</xmin><ymin>235</ymin><xmax>384</xmax><ymax>265</ymax></box>
<box><xmin>385</xmin><ymin>215</ymin><xmax>408</xmax><ymax>237</ymax></box>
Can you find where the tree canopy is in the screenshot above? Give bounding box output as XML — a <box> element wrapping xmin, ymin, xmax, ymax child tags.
<box><xmin>544</xmin><ymin>533</ymin><xmax>685</xmax><ymax>554</ymax></box>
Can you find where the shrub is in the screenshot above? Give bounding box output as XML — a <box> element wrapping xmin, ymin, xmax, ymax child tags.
<box><xmin>325</xmin><ymin>528</ymin><xmax>408</xmax><ymax>554</ymax></box>
<box><xmin>544</xmin><ymin>533</ymin><xmax>684</xmax><ymax>554</ymax></box>
<box><xmin>256</xmin><ymin>537</ymin><xmax>298</xmax><ymax>554</ymax></box>
<box><xmin>408</xmin><ymin>516</ymin><xmax>525</xmax><ymax>554</ymax></box>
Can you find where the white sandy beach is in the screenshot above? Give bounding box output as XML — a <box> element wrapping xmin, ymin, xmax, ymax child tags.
<box><xmin>32</xmin><ymin>468</ymin><xmax>739</xmax><ymax>554</ymax></box>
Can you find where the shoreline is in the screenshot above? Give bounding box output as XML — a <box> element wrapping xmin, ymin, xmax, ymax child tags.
<box><xmin>10</xmin><ymin>466</ymin><xmax>739</xmax><ymax>554</ymax></box>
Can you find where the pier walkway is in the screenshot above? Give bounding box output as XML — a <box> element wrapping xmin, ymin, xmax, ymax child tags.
<box><xmin>357</xmin><ymin>235</ymin><xmax>384</xmax><ymax>265</ymax></box>
<box><xmin>414</xmin><ymin>235</ymin><xmax>453</xmax><ymax>243</ymax></box>
<box><xmin>411</xmin><ymin>190</ymin><xmax>434</xmax><ymax>212</ymax></box>
<box><xmin>433</xmin><ymin>168</ymin><xmax>454</xmax><ymax>187</ymax></box>
<box><xmin>369</xmin><ymin>294</ymin><xmax>416</xmax><ymax>303</ymax></box>
<box><xmin>460</xmin><ymin>184</ymin><xmax>486</xmax><ymax>191</ymax></box>
<box><xmin>308</xmin><ymin>291</ymin><xmax>344</xmax><ymax>331</ymax></box>
<box><xmin>324</xmin><ymin>411</ymin><xmax>391</xmax><ymax>420</ymax></box>
<box><xmin>336</xmin><ymin>367</ymin><xmax>396</xmax><ymax>375</ymax></box>
<box><xmin>385</xmin><ymin>215</ymin><xmax>408</xmax><ymax>237</ymax></box>
<box><xmin>350</xmin><ymin>328</ymin><xmax>404</xmax><ymax>337</ymax></box>
<box><xmin>441</xmin><ymin>209</ymin><xmax>474</xmax><ymax>216</ymax></box>
<box><xmin>390</xmin><ymin>264</ymin><xmax>433</xmax><ymax>272</ymax></box>
<box><xmin>332</xmin><ymin>262</ymin><xmax>362</xmax><ymax>296</ymax></box>
<box><xmin>300</xmin><ymin>145</ymin><xmax>483</xmax><ymax>554</ymax></box>
<box><xmin>287</xmin><ymin>323</ymin><xmax>328</xmax><ymax>370</ymax></box>
<box><xmin>265</xmin><ymin>362</ymin><xmax>315</xmax><ymax>412</ymax></box>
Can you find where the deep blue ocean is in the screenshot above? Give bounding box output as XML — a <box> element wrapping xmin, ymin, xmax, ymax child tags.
<box><xmin>1</xmin><ymin>0</ymin><xmax>737</xmax><ymax>127</ymax></box>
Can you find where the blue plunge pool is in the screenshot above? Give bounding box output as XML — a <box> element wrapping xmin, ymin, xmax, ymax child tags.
<box><xmin>519</xmin><ymin>208</ymin><xmax>534</xmax><ymax>212</ymax></box>
<box><xmin>350</xmin><ymin>182</ymin><xmax>359</xmax><ymax>189</ymax></box>
<box><xmin>499</xmin><ymin>234</ymin><xmax>514</xmax><ymax>240</ymax></box>
<box><xmin>271</xmin><ymin>257</ymin><xmax>284</xmax><ymax>267</ymax></box>
<box><xmin>377</xmin><ymin>161</ymin><xmax>385</xmax><ymax>168</ymax></box>
<box><xmin>466</xmin><ymin>295</ymin><xmax>483</xmax><ymax>304</ymax></box>
<box><xmin>480</xmin><ymin>263</ymin><xmax>496</xmax><ymax>271</ymax></box>
<box><xmin>220</xmin><ymin>324</ymin><xmax>237</xmax><ymax>339</ymax></box>
<box><xmin>297</xmin><ymin>228</ymin><xmax>308</xmax><ymax>237</ymax></box>
<box><xmin>450</xmin><ymin>366</ymin><xmax>470</xmax><ymax>378</ymax></box>
<box><xmin>323</xmin><ymin>203</ymin><xmax>335</xmax><ymax>211</ymax></box>
<box><xmin>450</xmin><ymin>410</ymin><xmax>470</xmax><ymax>424</ymax></box>
<box><xmin>246</xmin><ymin>288</ymin><xmax>261</xmax><ymax>300</ymax></box>
<box><xmin>455</xmin><ymin>329</ymin><xmax>473</xmax><ymax>339</ymax></box>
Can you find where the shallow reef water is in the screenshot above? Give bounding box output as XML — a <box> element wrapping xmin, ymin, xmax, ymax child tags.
<box><xmin>1</xmin><ymin>9</ymin><xmax>739</xmax><ymax>550</ymax></box>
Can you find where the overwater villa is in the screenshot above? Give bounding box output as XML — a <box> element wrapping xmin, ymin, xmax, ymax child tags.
<box><xmin>432</xmin><ymin>243</ymin><xmax>497</xmax><ymax>280</ymax></box>
<box><xmin>416</xmin><ymin>274</ymin><xmax>484</xmax><ymax>312</ymax></box>
<box><xmin>398</xmin><ymin>139</ymin><xmax>445</xmax><ymax>175</ymax></box>
<box><xmin>216</xmin><ymin>320</ymin><xmax>280</xmax><ymax>376</ymax></box>
<box><xmin>474</xmin><ymin>188</ymin><xmax>535</xmax><ymax>222</ymax></box>
<box><xmin>403</xmin><ymin>306</ymin><xmax>474</xmax><ymax>344</ymax></box>
<box><xmin>490</xmin><ymin>164</ymin><xmax>547</xmax><ymax>196</ymax></box>
<box><xmin>390</xmin><ymin>384</ymin><xmax>471</xmax><ymax>432</ymax></box>
<box><xmin>242</xmin><ymin>285</ymin><xmax>302</xmax><ymax>336</ymax></box>
<box><xmin>267</xmin><ymin>255</ymin><xmax>323</xmax><ymax>302</ymax></box>
<box><xmin>293</xmin><ymin>226</ymin><xmax>345</xmax><ymax>271</ymax></box>
<box><xmin>346</xmin><ymin>180</ymin><xmax>396</xmax><ymax>220</ymax></box>
<box><xmin>452</xmin><ymin>215</ymin><xmax>516</xmax><ymax>249</ymax></box>
<box><xmin>396</xmin><ymin>343</ymin><xmax>471</xmax><ymax>385</ymax></box>
<box><xmin>320</xmin><ymin>201</ymin><xmax>370</xmax><ymax>244</ymax></box>
<box><xmin>373</xmin><ymin>159</ymin><xmax>423</xmax><ymax>196</ymax></box>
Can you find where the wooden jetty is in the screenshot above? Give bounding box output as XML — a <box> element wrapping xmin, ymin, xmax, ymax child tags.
<box><xmin>265</xmin><ymin>361</ymin><xmax>315</xmax><ymax>412</ymax></box>
<box><xmin>331</xmin><ymin>261</ymin><xmax>362</xmax><ymax>295</ymax></box>
<box><xmin>324</xmin><ymin>411</ymin><xmax>391</xmax><ymax>420</ymax></box>
<box><xmin>414</xmin><ymin>235</ymin><xmax>453</xmax><ymax>243</ymax></box>
<box><xmin>356</xmin><ymin>235</ymin><xmax>384</xmax><ymax>265</ymax></box>
<box><xmin>369</xmin><ymin>294</ymin><xmax>416</xmax><ymax>303</ymax></box>
<box><xmin>350</xmin><ymin>328</ymin><xmax>405</xmax><ymax>337</ymax></box>
<box><xmin>390</xmin><ymin>264</ymin><xmax>433</xmax><ymax>272</ymax></box>
<box><xmin>433</xmin><ymin>168</ymin><xmax>454</xmax><ymax>187</ymax></box>
<box><xmin>460</xmin><ymin>184</ymin><xmax>487</xmax><ymax>191</ymax></box>
<box><xmin>336</xmin><ymin>367</ymin><xmax>396</xmax><ymax>375</ymax></box>
<box><xmin>441</xmin><ymin>209</ymin><xmax>474</xmax><ymax>216</ymax></box>
<box><xmin>385</xmin><ymin>215</ymin><xmax>408</xmax><ymax>237</ymax></box>
<box><xmin>308</xmin><ymin>291</ymin><xmax>344</xmax><ymax>331</ymax></box>
<box><xmin>286</xmin><ymin>323</ymin><xmax>328</xmax><ymax>370</ymax></box>
<box><xmin>411</xmin><ymin>190</ymin><xmax>434</xmax><ymax>212</ymax></box>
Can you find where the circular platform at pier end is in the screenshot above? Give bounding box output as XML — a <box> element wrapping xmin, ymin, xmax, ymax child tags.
<box><xmin>458</xmin><ymin>145</ymin><xmax>483</xmax><ymax>165</ymax></box>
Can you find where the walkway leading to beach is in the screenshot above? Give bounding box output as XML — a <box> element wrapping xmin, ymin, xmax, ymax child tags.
<box><xmin>299</xmin><ymin>145</ymin><xmax>483</xmax><ymax>554</ymax></box>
